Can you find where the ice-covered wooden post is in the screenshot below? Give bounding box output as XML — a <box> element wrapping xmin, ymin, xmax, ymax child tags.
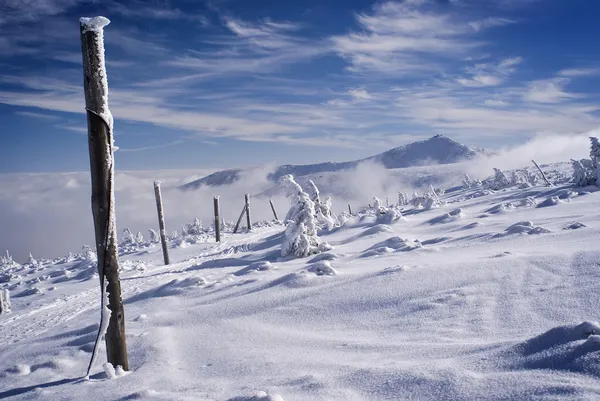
<box><xmin>245</xmin><ymin>194</ymin><xmax>252</xmax><ymax>231</ymax></box>
<box><xmin>153</xmin><ymin>181</ymin><xmax>170</xmax><ymax>265</ymax></box>
<box><xmin>532</xmin><ymin>159</ymin><xmax>553</xmax><ymax>187</ymax></box>
<box><xmin>80</xmin><ymin>16</ymin><xmax>128</xmax><ymax>372</ymax></box>
<box><xmin>233</xmin><ymin>204</ymin><xmax>246</xmax><ymax>234</ymax></box>
<box><xmin>214</xmin><ymin>196</ymin><xmax>221</xmax><ymax>242</ymax></box>
<box><xmin>269</xmin><ymin>199</ymin><xmax>279</xmax><ymax>221</ymax></box>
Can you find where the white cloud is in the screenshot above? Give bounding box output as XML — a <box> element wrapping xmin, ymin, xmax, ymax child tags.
<box><xmin>348</xmin><ymin>88</ymin><xmax>373</xmax><ymax>100</ymax></box>
<box><xmin>558</xmin><ymin>68</ymin><xmax>600</xmax><ymax>77</ymax></box>
<box><xmin>331</xmin><ymin>0</ymin><xmax>480</xmax><ymax>74</ymax></box>
<box><xmin>523</xmin><ymin>78</ymin><xmax>577</xmax><ymax>103</ymax></box>
<box><xmin>456</xmin><ymin>56</ymin><xmax>521</xmax><ymax>87</ymax></box>
<box><xmin>469</xmin><ymin>17</ymin><xmax>515</xmax><ymax>32</ymax></box>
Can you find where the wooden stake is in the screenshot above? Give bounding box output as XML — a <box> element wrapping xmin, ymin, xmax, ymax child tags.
<box><xmin>348</xmin><ymin>204</ymin><xmax>352</xmax><ymax>215</ymax></box>
<box><xmin>245</xmin><ymin>194</ymin><xmax>252</xmax><ymax>231</ymax></box>
<box><xmin>80</xmin><ymin>18</ymin><xmax>128</xmax><ymax>371</ymax></box>
<box><xmin>532</xmin><ymin>159</ymin><xmax>553</xmax><ymax>187</ymax></box>
<box><xmin>153</xmin><ymin>181</ymin><xmax>170</xmax><ymax>265</ymax></box>
<box><xmin>269</xmin><ymin>199</ymin><xmax>279</xmax><ymax>221</ymax></box>
<box><xmin>214</xmin><ymin>196</ymin><xmax>221</xmax><ymax>242</ymax></box>
<box><xmin>233</xmin><ymin>204</ymin><xmax>246</xmax><ymax>234</ymax></box>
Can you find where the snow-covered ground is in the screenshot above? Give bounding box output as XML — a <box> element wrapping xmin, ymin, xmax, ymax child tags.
<box><xmin>2</xmin><ymin>163</ymin><xmax>600</xmax><ymax>400</ymax></box>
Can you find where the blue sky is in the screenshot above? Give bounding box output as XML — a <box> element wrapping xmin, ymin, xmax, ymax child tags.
<box><xmin>0</xmin><ymin>0</ymin><xmax>599</xmax><ymax>173</ymax></box>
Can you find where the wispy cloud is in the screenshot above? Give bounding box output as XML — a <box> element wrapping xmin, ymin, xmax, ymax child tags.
<box><xmin>523</xmin><ymin>77</ymin><xmax>577</xmax><ymax>103</ymax></box>
<box><xmin>331</xmin><ymin>0</ymin><xmax>481</xmax><ymax>74</ymax></box>
<box><xmin>456</xmin><ymin>56</ymin><xmax>521</xmax><ymax>87</ymax></box>
<box><xmin>558</xmin><ymin>68</ymin><xmax>600</xmax><ymax>77</ymax></box>
<box><xmin>168</xmin><ymin>17</ymin><xmax>324</xmax><ymax>76</ymax></box>
<box><xmin>469</xmin><ymin>17</ymin><xmax>515</xmax><ymax>32</ymax></box>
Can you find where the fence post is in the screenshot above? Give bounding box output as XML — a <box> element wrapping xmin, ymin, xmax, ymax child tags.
<box><xmin>269</xmin><ymin>199</ymin><xmax>279</xmax><ymax>221</ymax></box>
<box><xmin>348</xmin><ymin>204</ymin><xmax>352</xmax><ymax>215</ymax></box>
<box><xmin>214</xmin><ymin>196</ymin><xmax>221</xmax><ymax>242</ymax></box>
<box><xmin>245</xmin><ymin>194</ymin><xmax>252</xmax><ymax>231</ymax></box>
<box><xmin>80</xmin><ymin>16</ymin><xmax>128</xmax><ymax>371</ymax></box>
<box><xmin>153</xmin><ymin>181</ymin><xmax>170</xmax><ymax>265</ymax></box>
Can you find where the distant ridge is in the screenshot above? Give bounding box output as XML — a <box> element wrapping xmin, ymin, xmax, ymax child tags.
<box><xmin>181</xmin><ymin>135</ymin><xmax>484</xmax><ymax>190</ymax></box>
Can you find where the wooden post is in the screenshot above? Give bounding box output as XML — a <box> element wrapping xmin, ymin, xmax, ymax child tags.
<box><xmin>386</xmin><ymin>196</ymin><xmax>389</xmax><ymax>207</ymax></box>
<box><xmin>233</xmin><ymin>204</ymin><xmax>246</xmax><ymax>234</ymax></box>
<box><xmin>0</xmin><ymin>290</ymin><xmax>3</xmax><ymax>315</ymax></box>
<box><xmin>80</xmin><ymin>17</ymin><xmax>128</xmax><ymax>371</ymax></box>
<box><xmin>153</xmin><ymin>181</ymin><xmax>170</xmax><ymax>265</ymax></box>
<box><xmin>348</xmin><ymin>204</ymin><xmax>352</xmax><ymax>215</ymax></box>
<box><xmin>532</xmin><ymin>159</ymin><xmax>553</xmax><ymax>187</ymax></box>
<box><xmin>214</xmin><ymin>196</ymin><xmax>221</xmax><ymax>242</ymax></box>
<box><xmin>245</xmin><ymin>194</ymin><xmax>252</xmax><ymax>231</ymax></box>
<box><xmin>269</xmin><ymin>199</ymin><xmax>279</xmax><ymax>221</ymax></box>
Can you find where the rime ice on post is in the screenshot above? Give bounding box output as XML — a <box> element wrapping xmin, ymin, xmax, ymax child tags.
<box><xmin>80</xmin><ymin>16</ymin><xmax>128</xmax><ymax>374</ymax></box>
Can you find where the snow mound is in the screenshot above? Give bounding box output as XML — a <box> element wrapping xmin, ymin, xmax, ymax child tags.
<box><xmin>376</xmin><ymin>209</ymin><xmax>403</xmax><ymax>225</ymax></box>
<box><xmin>307</xmin><ymin>261</ymin><xmax>337</xmax><ymax>276</ymax></box>
<box><xmin>6</xmin><ymin>364</ymin><xmax>31</xmax><ymax>376</ymax></box>
<box><xmin>234</xmin><ymin>261</ymin><xmax>276</xmax><ymax>276</ymax></box>
<box><xmin>485</xmin><ymin>203</ymin><xmax>516</xmax><ymax>214</ymax></box>
<box><xmin>361</xmin><ymin>224</ymin><xmax>393</xmax><ymax>237</ymax></box>
<box><xmin>461</xmin><ymin>222</ymin><xmax>482</xmax><ymax>230</ymax></box>
<box><xmin>427</xmin><ymin>208</ymin><xmax>465</xmax><ymax>225</ymax></box>
<box><xmin>227</xmin><ymin>391</ymin><xmax>285</xmax><ymax>401</ymax></box>
<box><xmin>361</xmin><ymin>236</ymin><xmax>422</xmax><ymax>257</ymax></box>
<box><xmin>502</xmin><ymin>221</ymin><xmax>551</xmax><ymax>236</ymax></box>
<box><xmin>517</xmin><ymin>197</ymin><xmax>537</xmax><ymax>207</ymax></box>
<box><xmin>307</xmin><ymin>252</ymin><xmax>338</xmax><ymax>263</ymax></box>
<box><xmin>537</xmin><ymin>196</ymin><xmax>566</xmax><ymax>208</ymax></box>
<box><xmin>564</xmin><ymin>222</ymin><xmax>587</xmax><ymax>230</ymax></box>
<box><xmin>508</xmin><ymin>321</ymin><xmax>600</xmax><ymax>375</ymax></box>
<box><xmin>468</xmin><ymin>189</ymin><xmax>494</xmax><ymax>199</ymax></box>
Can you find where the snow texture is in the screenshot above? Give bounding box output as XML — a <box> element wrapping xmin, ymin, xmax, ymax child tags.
<box><xmin>4</xmin><ymin>158</ymin><xmax>600</xmax><ymax>400</ymax></box>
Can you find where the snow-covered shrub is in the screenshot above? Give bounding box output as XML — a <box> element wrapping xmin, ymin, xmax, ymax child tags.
<box><xmin>280</xmin><ymin>175</ymin><xmax>328</xmax><ymax>258</ymax></box>
<box><xmin>510</xmin><ymin>171</ymin><xmax>529</xmax><ymax>188</ymax></box>
<box><xmin>0</xmin><ymin>251</ymin><xmax>18</xmax><ymax>269</ymax></box>
<box><xmin>572</xmin><ymin>159</ymin><xmax>594</xmax><ymax>187</ymax></box>
<box><xmin>410</xmin><ymin>192</ymin><xmax>438</xmax><ymax>210</ymax></box>
<box><xmin>490</xmin><ymin>168</ymin><xmax>511</xmax><ymax>190</ymax></box>
<box><xmin>183</xmin><ymin>218</ymin><xmax>203</xmax><ymax>236</ymax></box>
<box><xmin>372</xmin><ymin>197</ymin><xmax>385</xmax><ymax>214</ymax></box>
<box><xmin>398</xmin><ymin>192</ymin><xmax>409</xmax><ymax>206</ymax></box>
<box><xmin>462</xmin><ymin>173</ymin><xmax>482</xmax><ymax>189</ymax></box>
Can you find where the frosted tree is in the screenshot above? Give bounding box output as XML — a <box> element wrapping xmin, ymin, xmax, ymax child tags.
<box><xmin>121</xmin><ymin>228</ymin><xmax>135</xmax><ymax>245</ymax></box>
<box><xmin>490</xmin><ymin>168</ymin><xmax>511</xmax><ymax>190</ymax></box>
<box><xmin>135</xmin><ymin>232</ymin><xmax>143</xmax><ymax>244</ymax></box>
<box><xmin>422</xmin><ymin>193</ymin><xmax>437</xmax><ymax>210</ymax></box>
<box><xmin>373</xmin><ymin>196</ymin><xmax>386</xmax><ymax>214</ymax></box>
<box><xmin>572</xmin><ymin>160</ymin><xmax>593</xmax><ymax>187</ymax></box>
<box><xmin>398</xmin><ymin>192</ymin><xmax>408</xmax><ymax>206</ymax></box>
<box><xmin>510</xmin><ymin>171</ymin><xmax>529</xmax><ymax>187</ymax></box>
<box><xmin>306</xmin><ymin>180</ymin><xmax>336</xmax><ymax>230</ymax></box>
<box><xmin>280</xmin><ymin>175</ymin><xmax>326</xmax><ymax>258</ymax></box>
<box><xmin>148</xmin><ymin>229</ymin><xmax>159</xmax><ymax>243</ymax></box>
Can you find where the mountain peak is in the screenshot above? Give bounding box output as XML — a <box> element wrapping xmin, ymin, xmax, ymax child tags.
<box><xmin>181</xmin><ymin>136</ymin><xmax>484</xmax><ymax>190</ymax></box>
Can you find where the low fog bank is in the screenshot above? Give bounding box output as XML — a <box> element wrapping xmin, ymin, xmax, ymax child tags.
<box><xmin>1</xmin><ymin>130</ymin><xmax>595</xmax><ymax>262</ymax></box>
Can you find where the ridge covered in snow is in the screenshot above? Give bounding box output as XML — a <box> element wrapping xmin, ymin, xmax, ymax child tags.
<box><xmin>181</xmin><ymin>135</ymin><xmax>484</xmax><ymax>190</ymax></box>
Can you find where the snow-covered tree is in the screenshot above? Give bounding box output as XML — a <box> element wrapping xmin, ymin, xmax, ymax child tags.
<box><xmin>135</xmin><ymin>232</ymin><xmax>144</xmax><ymax>244</ymax></box>
<box><xmin>510</xmin><ymin>170</ymin><xmax>530</xmax><ymax>188</ymax></box>
<box><xmin>122</xmin><ymin>228</ymin><xmax>135</xmax><ymax>245</ymax></box>
<box><xmin>306</xmin><ymin>180</ymin><xmax>336</xmax><ymax>230</ymax></box>
<box><xmin>148</xmin><ymin>229</ymin><xmax>159</xmax><ymax>243</ymax></box>
<box><xmin>572</xmin><ymin>159</ymin><xmax>594</xmax><ymax>187</ymax></box>
<box><xmin>462</xmin><ymin>173</ymin><xmax>481</xmax><ymax>189</ymax></box>
<box><xmin>590</xmin><ymin>137</ymin><xmax>600</xmax><ymax>168</ymax></box>
<box><xmin>373</xmin><ymin>197</ymin><xmax>385</xmax><ymax>214</ymax></box>
<box><xmin>280</xmin><ymin>175</ymin><xmax>326</xmax><ymax>258</ymax></box>
<box><xmin>398</xmin><ymin>192</ymin><xmax>409</xmax><ymax>206</ymax></box>
<box><xmin>490</xmin><ymin>168</ymin><xmax>511</xmax><ymax>190</ymax></box>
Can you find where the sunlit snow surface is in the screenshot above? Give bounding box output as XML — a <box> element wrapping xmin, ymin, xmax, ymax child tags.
<box><xmin>2</xmin><ymin>165</ymin><xmax>600</xmax><ymax>400</ymax></box>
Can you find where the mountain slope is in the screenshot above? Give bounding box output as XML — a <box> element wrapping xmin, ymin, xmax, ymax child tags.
<box><xmin>181</xmin><ymin>135</ymin><xmax>484</xmax><ymax>190</ymax></box>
